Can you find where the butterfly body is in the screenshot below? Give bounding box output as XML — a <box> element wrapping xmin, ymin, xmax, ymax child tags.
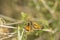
<box><xmin>24</xmin><ymin>22</ymin><xmax>33</xmax><ymax>32</ymax></box>
<box><xmin>24</xmin><ymin>25</ymin><xmax>32</xmax><ymax>31</ymax></box>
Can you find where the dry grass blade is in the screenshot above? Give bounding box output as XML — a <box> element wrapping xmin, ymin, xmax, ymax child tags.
<box><xmin>0</xmin><ymin>25</ymin><xmax>17</xmax><ymax>29</ymax></box>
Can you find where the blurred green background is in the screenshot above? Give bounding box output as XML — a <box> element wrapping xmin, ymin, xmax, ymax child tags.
<box><xmin>0</xmin><ymin>0</ymin><xmax>60</xmax><ymax>40</ymax></box>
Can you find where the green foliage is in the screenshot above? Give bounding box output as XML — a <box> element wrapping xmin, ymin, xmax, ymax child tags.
<box><xmin>0</xmin><ymin>0</ymin><xmax>60</xmax><ymax>40</ymax></box>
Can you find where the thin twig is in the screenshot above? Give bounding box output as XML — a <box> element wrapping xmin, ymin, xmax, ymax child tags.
<box><xmin>0</xmin><ymin>14</ymin><xmax>24</xmax><ymax>25</ymax></box>
<box><xmin>0</xmin><ymin>32</ymin><xmax>16</xmax><ymax>35</ymax></box>
<box><xmin>42</xmin><ymin>28</ymin><xmax>58</xmax><ymax>34</ymax></box>
<box><xmin>0</xmin><ymin>25</ymin><xmax>17</xmax><ymax>29</ymax></box>
<box><xmin>17</xmin><ymin>26</ymin><xmax>21</xmax><ymax>40</ymax></box>
<box><xmin>40</xmin><ymin>0</ymin><xmax>54</xmax><ymax>14</ymax></box>
<box><xmin>20</xmin><ymin>29</ymin><xmax>24</xmax><ymax>40</ymax></box>
<box><xmin>5</xmin><ymin>20</ymin><xmax>24</xmax><ymax>25</ymax></box>
<box><xmin>0</xmin><ymin>32</ymin><xmax>16</xmax><ymax>40</ymax></box>
<box><xmin>0</xmin><ymin>14</ymin><xmax>16</xmax><ymax>22</ymax></box>
<box><xmin>53</xmin><ymin>0</ymin><xmax>58</xmax><ymax>13</ymax></box>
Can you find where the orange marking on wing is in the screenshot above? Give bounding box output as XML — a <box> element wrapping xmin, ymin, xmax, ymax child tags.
<box><xmin>32</xmin><ymin>22</ymin><xmax>42</xmax><ymax>29</ymax></box>
<box><xmin>24</xmin><ymin>26</ymin><xmax>32</xmax><ymax>31</ymax></box>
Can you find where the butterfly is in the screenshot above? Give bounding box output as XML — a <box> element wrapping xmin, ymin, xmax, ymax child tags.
<box><xmin>24</xmin><ymin>21</ymin><xmax>42</xmax><ymax>32</ymax></box>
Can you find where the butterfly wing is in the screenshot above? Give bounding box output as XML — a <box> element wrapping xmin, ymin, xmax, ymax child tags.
<box><xmin>32</xmin><ymin>22</ymin><xmax>42</xmax><ymax>30</ymax></box>
<box><xmin>24</xmin><ymin>25</ymin><xmax>32</xmax><ymax>31</ymax></box>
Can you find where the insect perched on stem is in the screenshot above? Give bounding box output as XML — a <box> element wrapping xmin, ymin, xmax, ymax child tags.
<box><xmin>24</xmin><ymin>21</ymin><xmax>42</xmax><ymax>32</ymax></box>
